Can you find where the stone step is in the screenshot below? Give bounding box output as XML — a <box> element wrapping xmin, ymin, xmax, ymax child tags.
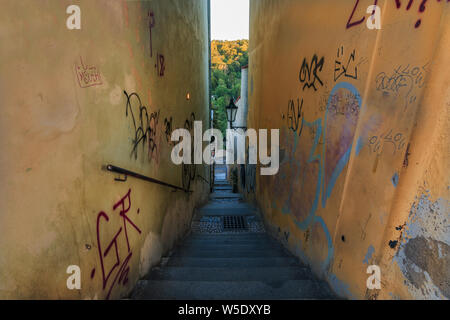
<box><xmin>166</xmin><ymin>257</ymin><xmax>301</xmax><ymax>268</ymax></box>
<box><xmin>146</xmin><ymin>266</ymin><xmax>314</xmax><ymax>282</ymax></box>
<box><xmin>197</xmin><ymin>208</ymin><xmax>256</xmax><ymax>216</ymax></box>
<box><xmin>214</xmin><ymin>183</ymin><xmax>232</xmax><ymax>187</ymax></box>
<box><xmin>214</xmin><ymin>179</ymin><xmax>229</xmax><ymax>184</ymax></box>
<box><xmin>188</xmin><ymin>233</ymin><xmax>271</xmax><ymax>241</ymax></box>
<box><xmin>185</xmin><ymin>238</ymin><xmax>272</xmax><ymax>244</ymax></box>
<box><xmin>213</xmin><ymin>186</ymin><xmax>233</xmax><ymax>191</ymax></box>
<box><xmin>200</xmin><ymin>202</ymin><xmax>256</xmax><ymax>209</ymax></box>
<box><xmin>132</xmin><ymin>280</ymin><xmax>335</xmax><ymax>300</ymax></box>
<box><xmin>196</xmin><ymin>203</ymin><xmax>257</xmax><ymax>216</ymax></box>
<box><xmin>131</xmin><ymin>166</ymin><xmax>338</xmax><ymax>300</ymax></box>
<box><xmin>199</xmin><ymin>202</ymin><xmax>256</xmax><ymax>209</ymax></box>
<box><xmin>213</xmin><ymin>184</ymin><xmax>231</xmax><ymax>188</ymax></box>
<box><xmin>172</xmin><ymin>248</ymin><xmax>287</xmax><ymax>258</ymax></box>
<box><xmin>178</xmin><ymin>242</ymin><xmax>282</xmax><ymax>251</ymax></box>
<box><xmin>185</xmin><ymin>238</ymin><xmax>272</xmax><ymax>245</ymax></box>
<box><xmin>210</xmin><ymin>192</ymin><xmax>243</xmax><ymax>200</ymax></box>
<box><xmin>183</xmin><ymin>238</ymin><xmax>275</xmax><ymax>247</ymax></box>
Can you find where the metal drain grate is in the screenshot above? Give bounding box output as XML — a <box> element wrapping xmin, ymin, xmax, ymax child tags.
<box><xmin>223</xmin><ymin>216</ymin><xmax>247</xmax><ymax>230</ymax></box>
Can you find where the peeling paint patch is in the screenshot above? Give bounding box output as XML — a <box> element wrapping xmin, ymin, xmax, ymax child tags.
<box><xmin>394</xmin><ymin>193</ymin><xmax>450</xmax><ymax>299</ymax></box>
<box><xmin>391</xmin><ymin>173</ymin><xmax>399</xmax><ymax>187</ymax></box>
<box><xmin>363</xmin><ymin>245</ymin><xmax>375</xmax><ymax>265</ymax></box>
<box><xmin>402</xmin><ymin>237</ymin><xmax>450</xmax><ymax>298</ymax></box>
<box><xmin>389</xmin><ymin>240</ymin><xmax>398</xmax><ymax>249</ymax></box>
<box><xmin>404</xmin><ymin>194</ymin><xmax>448</xmax><ymax>242</ymax></box>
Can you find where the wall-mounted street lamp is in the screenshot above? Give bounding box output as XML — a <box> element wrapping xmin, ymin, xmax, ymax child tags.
<box><xmin>226</xmin><ymin>98</ymin><xmax>238</xmax><ymax>130</ymax></box>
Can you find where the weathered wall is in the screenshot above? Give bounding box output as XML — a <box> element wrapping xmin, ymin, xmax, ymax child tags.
<box><xmin>0</xmin><ymin>0</ymin><xmax>210</xmax><ymax>299</ymax></box>
<box><xmin>246</xmin><ymin>0</ymin><xmax>449</xmax><ymax>299</ymax></box>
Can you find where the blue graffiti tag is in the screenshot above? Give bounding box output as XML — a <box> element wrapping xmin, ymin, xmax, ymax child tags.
<box><xmin>321</xmin><ymin>82</ymin><xmax>362</xmax><ymax>207</ymax></box>
<box><xmin>281</xmin><ymin>82</ymin><xmax>362</xmax><ymax>272</ymax></box>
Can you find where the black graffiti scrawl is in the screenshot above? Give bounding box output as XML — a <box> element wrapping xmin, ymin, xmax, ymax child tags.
<box><xmin>299</xmin><ymin>55</ymin><xmax>325</xmax><ymax>91</ymax></box>
<box><xmin>124</xmin><ymin>91</ymin><xmax>160</xmax><ymax>162</ymax></box>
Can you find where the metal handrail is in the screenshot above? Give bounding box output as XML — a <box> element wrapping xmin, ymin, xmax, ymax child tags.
<box><xmin>196</xmin><ymin>174</ymin><xmax>210</xmax><ymax>185</ymax></box>
<box><xmin>104</xmin><ymin>164</ymin><xmax>191</xmax><ymax>193</ymax></box>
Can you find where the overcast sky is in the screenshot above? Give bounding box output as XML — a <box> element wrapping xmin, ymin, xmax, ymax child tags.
<box><xmin>211</xmin><ymin>0</ymin><xmax>249</xmax><ymax>40</ymax></box>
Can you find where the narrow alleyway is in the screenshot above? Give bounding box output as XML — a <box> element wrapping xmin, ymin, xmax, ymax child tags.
<box><xmin>131</xmin><ymin>165</ymin><xmax>336</xmax><ymax>300</ymax></box>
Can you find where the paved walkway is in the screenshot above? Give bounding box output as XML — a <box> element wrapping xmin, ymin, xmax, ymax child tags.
<box><xmin>132</xmin><ymin>165</ymin><xmax>336</xmax><ymax>300</ymax></box>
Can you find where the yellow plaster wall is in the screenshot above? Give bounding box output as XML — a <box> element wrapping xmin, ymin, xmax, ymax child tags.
<box><xmin>247</xmin><ymin>0</ymin><xmax>449</xmax><ymax>300</ymax></box>
<box><xmin>0</xmin><ymin>0</ymin><xmax>210</xmax><ymax>299</ymax></box>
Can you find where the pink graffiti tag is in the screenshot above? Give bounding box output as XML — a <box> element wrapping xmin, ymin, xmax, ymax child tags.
<box><xmin>91</xmin><ymin>189</ymin><xmax>141</xmax><ymax>300</ymax></box>
<box><xmin>113</xmin><ymin>189</ymin><xmax>142</xmax><ymax>252</ymax></box>
<box><xmin>395</xmin><ymin>0</ymin><xmax>449</xmax><ymax>28</ymax></box>
<box><xmin>346</xmin><ymin>0</ymin><xmax>379</xmax><ymax>29</ymax></box>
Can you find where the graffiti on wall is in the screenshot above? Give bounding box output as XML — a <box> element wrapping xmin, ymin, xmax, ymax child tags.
<box><xmin>122</xmin><ymin>4</ymin><xmax>166</xmax><ymax>84</ymax></box>
<box><xmin>347</xmin><ymin>0</ymin><xmax>448</xmax><ymax>30</ymax></box>
<box><xmin>368</xmin><ymin>129</ymin><xmax>407</xmax><ymax>155</ymax></box>
<box><xmin>395</xmin><ymin>0</ymin><xmax>449</xmax><ymax>28</ymax></box>
<box><xmin>285</xmin><ymin>98</ymin><xmax>305</xmax><ymax>137</ymax></box>
<box><xmin>375</xmin><ymin>62</ymin><xmax>430</xmax><ymax>109</ymax></box>
<box><xmin>122</xmin><ymin>88</ymin><xmax>198</xmax><ymax>192</ymax></box>
<box><xmin>164</xmin><ymin>116</ymin><xmax>174</xmax><ymax>145</ymax></box>
<box><xmin>124</xmin><ymin>90</ymin><xmax>161</xmax><ymax>162</ymax></box>
<box><xmin>322</xmin><ymin>83</ymin><xmax>361</xmax><ymax>205</ymax></box>
<box><xmin>148</xmin><ymin>10</ymin><xmax>155</xmax><ymax>57</ymax></box>
<box><xmin>346</xmin><ymin>0</ymin><xmax>379</xmax><ymax>29</ymax></box>
<box><xmin>299</xmin><ymin>55</ymin><xmax>325</xmax><ymax>91</ymax></box>
<box><xmin>182</xmin><ymin>113</ymin><xmax>197</xmax><ymax>191</ymax></box>
<box><xmin>91</xmin><ymin>189</ymin><xmax>142</xmax><ymax>300</ymax></box>
<box><xmin>334</xmin><ymin>47</ymin><xmax>358</xmax><ymax>82</ymax></box>
<box><xmin>275</xmin><ymin>81</ymin><xmax>363</xmax><ymax>271</ymax></box>
<box><xmin>74</xmin><ymin>57</ymin><xmax>103</xmax><ymax>88</ymax></box>
<box><xmin>147</xmin><ymin>9</ymin><xmax>166</xmax><ymax>77</ymax></box>
<box><xmin>326</xmin><ymin>88</ymin><xmax>361</xmax><ymax>117</ymax></box>
<box><xmin>156</xmin><ymin>53</ymin><xmax>166</xmax><ymax>77</ymax></box>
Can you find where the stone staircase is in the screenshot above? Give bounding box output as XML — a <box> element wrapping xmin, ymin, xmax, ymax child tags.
<box><xmin>131</xmin><ymin>165</ymin><xmax>336</xmax><ymax>300</ymax></box>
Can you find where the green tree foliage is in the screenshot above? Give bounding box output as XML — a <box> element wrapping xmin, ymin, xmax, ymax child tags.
<box><xmin>211</xmin><ymin>40</ymin><xmax>249</xmax><ymax>137</ymax></box>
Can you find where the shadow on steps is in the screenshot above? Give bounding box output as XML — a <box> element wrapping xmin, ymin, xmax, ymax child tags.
<box><xmin>130</xmin><ymin>166</ymin><xmax>337</xmax><ymax>300</ymax></box>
